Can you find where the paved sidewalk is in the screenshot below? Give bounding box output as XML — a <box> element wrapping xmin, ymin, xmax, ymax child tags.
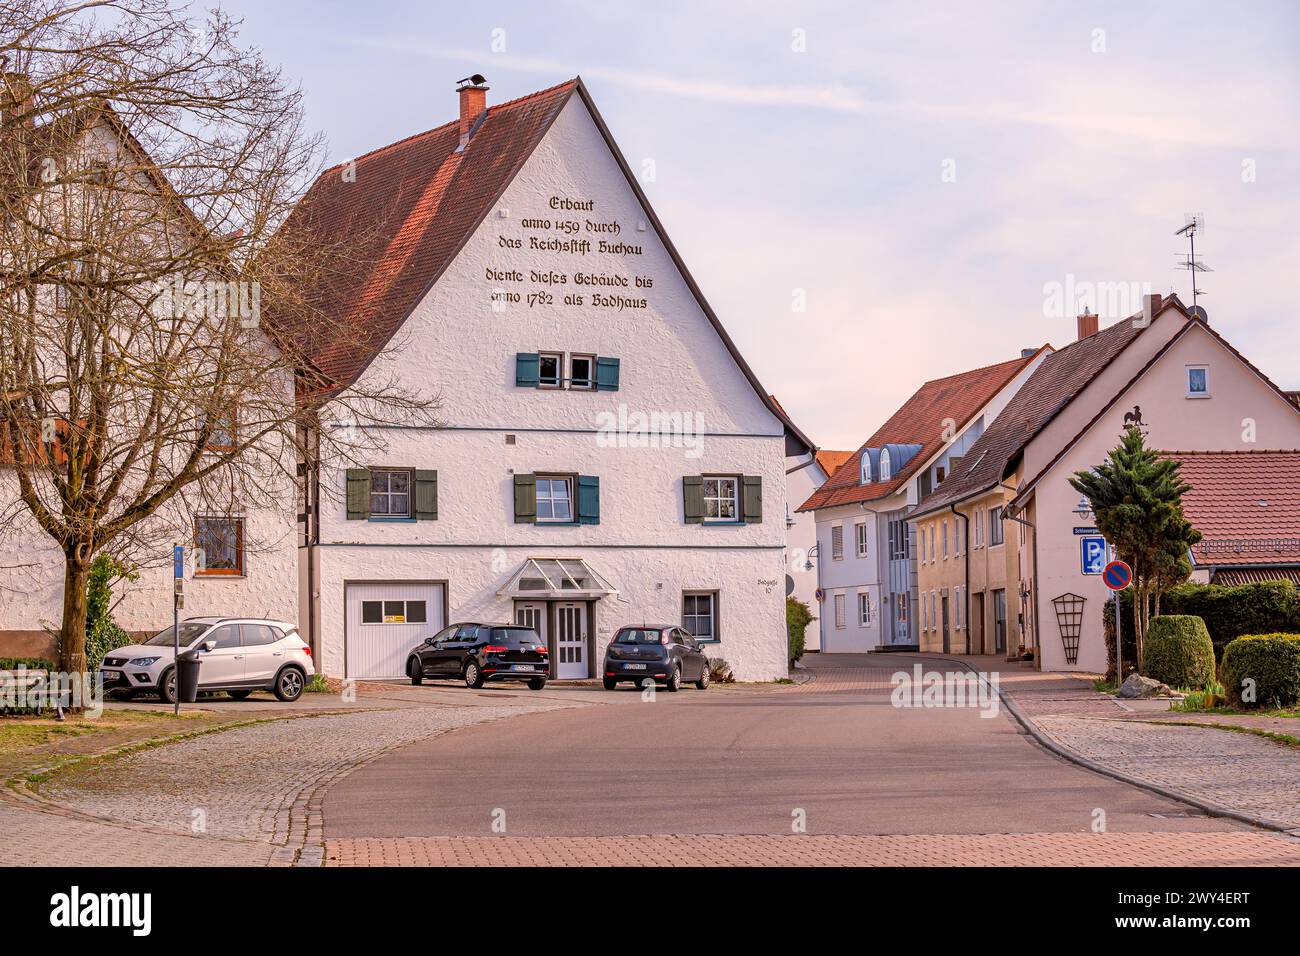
<box><xmin>325</xmin><ymin>832</ymin><xmax>1300</xmax><ymax>867</ymax></box>
<box><xmin>919</xmin><ymin>654</ymin><xmax>1300</xmax><ymax>831</ymax></box>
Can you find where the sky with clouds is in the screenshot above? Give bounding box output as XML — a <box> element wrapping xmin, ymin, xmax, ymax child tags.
<box><xmin>219</xmin><ymin>0</ymin><xmax>1300</xmax><ymax>450</ymax></box>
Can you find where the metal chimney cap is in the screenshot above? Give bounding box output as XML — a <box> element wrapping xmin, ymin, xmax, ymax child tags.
<box><xmin>456</xmin><ymin>74</ymin><xmax>489</xmax><ymax>91</ymax></box>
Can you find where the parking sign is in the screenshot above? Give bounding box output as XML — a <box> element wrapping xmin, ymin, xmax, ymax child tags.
<box><xmin>1080</xmin><ymin>536</ymin><xmax>1107</xmax><ymax>575</ymax></box>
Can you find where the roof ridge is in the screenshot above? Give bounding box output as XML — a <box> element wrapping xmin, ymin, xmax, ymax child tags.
<box><xmin>1165</xmin><ymin>449</ymin><xmax>1300</xmax><ymax>455</ymax></box>
<box><xmin>321</xmin><ymin>77</ymin><xmax>579</xmax><ymax>175</ymax></box>
<box><xmin>920</xmin><ymin>351</ymin><xmax>1037</xmax><ymax>387</ymax></box>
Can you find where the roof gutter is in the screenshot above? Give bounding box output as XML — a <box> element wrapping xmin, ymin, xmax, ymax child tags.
<box><xmin>999</xmin><ymin>483</ymin><xmax>1040</xmax><ymax>668</ymax></box>
<box><xmin>950</xmin><ymin>503</ymin><xmax>970</xmax><ymax>651</ymax></box>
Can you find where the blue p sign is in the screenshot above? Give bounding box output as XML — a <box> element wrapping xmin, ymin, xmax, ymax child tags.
<box><xmin>1081</xmin><ymin>536</ymin><xmax>1106</xmax><ymax>575</ymax></box>
<box><xmin>173</xmin><ymin>545</ymin><xmax>184</xmax><ymax>579</ymax></box>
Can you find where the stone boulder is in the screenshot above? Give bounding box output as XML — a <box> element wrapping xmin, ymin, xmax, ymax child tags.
<box><xmin>1116</xmin><ymin>673</ymin><xmax>1174</xmax><ymax>699</ymax></box>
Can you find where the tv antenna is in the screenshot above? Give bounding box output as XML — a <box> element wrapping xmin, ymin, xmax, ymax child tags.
<box><xmin>1174</xmin><ymin>214</ymin><xmax>1212</xmax><ymax>310</ymax></box>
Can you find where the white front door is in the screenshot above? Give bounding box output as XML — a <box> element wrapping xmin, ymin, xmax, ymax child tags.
<box><xmin>345</xmin><ymin>582</ymin><xmax>446</xmax><ymax>679</ymax></box>
<box><xmin>515</xmin><ymin>602</ymin><xmax>548</xmax><ymax>675</ymax></box>
<box><xmin>555</xmin><ymin>602</ymin><xmax>587</xmax><ymax>680</ymax></box>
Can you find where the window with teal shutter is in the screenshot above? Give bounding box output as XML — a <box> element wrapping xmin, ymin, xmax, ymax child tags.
<box><xmin>577</xmin><ymin>475</ymin><xmax>600</xmax><ymax>524</ymax></box>
<box><xmin>515</xmin><ymin>353</ymin><xmax>540</xmax><ymax>388</ymax></box>
<box><xmin>595</xmin><ymin>356</ymin><xmax>620</xmax><ymax>391</ymax></box>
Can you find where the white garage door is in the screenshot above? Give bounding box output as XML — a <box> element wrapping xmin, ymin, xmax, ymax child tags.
<box><xmin>345</xmin><ymin>582</ymin><xmax>445</xmax><ymax>679</ymax></box>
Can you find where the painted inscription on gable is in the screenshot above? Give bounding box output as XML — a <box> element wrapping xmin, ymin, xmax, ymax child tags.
<box><xmin>485</xmin><ymin>195</ymin><xmax>651</xmax><ymax>311</ymax></box>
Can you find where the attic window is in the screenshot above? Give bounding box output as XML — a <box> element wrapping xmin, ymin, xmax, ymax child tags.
<box><xmin>1186</xmin><ymin>365</ymin><xmax>1210</xmax><ymax>398</ymax></box>
<box><xmin>859</xmin><ymin>456</ymin><xmax>871</xmax><ymax>484</ymax></box>
<box><xmin>879</xmin><ymin>449</ymin><xmax>892</xmax><ymax>481</ymax></box>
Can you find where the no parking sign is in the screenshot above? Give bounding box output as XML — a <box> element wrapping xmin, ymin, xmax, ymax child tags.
<box><xmin>1103</xmin><ymin>560</ymin><xmax>1132</xmax><ymax>591</ymax></box>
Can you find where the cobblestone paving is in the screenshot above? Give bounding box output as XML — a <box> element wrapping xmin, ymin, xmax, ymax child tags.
<box><xmin>1033</xmin><ymin>716</ymin><xmax>1300</xmax><ymax>829</ymax></box>
<box><xmin>15</xmin><ymin>702</ymin><xmax>574</xmax><ymax>864</ymax></box>
<box><xmin>325</xmin><ymin>832</ymin><xmax>1300</xmax><ymax>867</ymax></box>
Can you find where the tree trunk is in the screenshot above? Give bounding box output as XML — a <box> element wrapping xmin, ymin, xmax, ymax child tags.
<box><xmin>57</xmin><ymin>547</ymin><xmax>92</xmax><ymax>690</ymax></box>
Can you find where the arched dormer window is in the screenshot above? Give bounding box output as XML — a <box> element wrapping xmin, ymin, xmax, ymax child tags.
<box><xmin>859</xmin><ymin>455</ymin><xmax>872</xmax><ymax>484</ymax></box>
<box><xmin>879</xmin><ymin>448</ymin><xmax>892</xmax><ymax>481</ymax></box>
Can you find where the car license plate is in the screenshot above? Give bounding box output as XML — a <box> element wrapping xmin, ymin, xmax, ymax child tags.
<box><xmin>624</xmin><ymin>663</ymin><xmax>646</xmax><ymax>670</ymax></box>
<box><xmin>100</xmin><ymin>669</ymin><xmax>120</xmax><ymax>681</ymax></box>
<box><xmin>511</xmin><ymin>664</ymin><xmax>534</xmax><ymax>671</ymax></box>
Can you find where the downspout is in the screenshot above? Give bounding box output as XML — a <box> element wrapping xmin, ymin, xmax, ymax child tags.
<box><xmin>999</xmin><ymin>483</ymin><xmax>1039</xmax><ymax>670</ymax></box>
<box><xmin>949</xmin><ymin>504</ymin><xmax>970</xmax><ymax>654</ymax></box>
<box><xmin>308</xmin><ymin>419</ymin><xmax>321</xmax><ymax>662</ymax></box>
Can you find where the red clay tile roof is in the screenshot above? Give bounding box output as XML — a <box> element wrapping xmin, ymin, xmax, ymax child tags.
<box><xmin>911</xmin><ymin>313</ymin><xmax>1161</xmax><ymax>519</ymax></box>
<box><xmin>815</xmin><ymin>449</ymin><xmax>853</xmax><ymax>477</ymax></box>
<box><xmin>798</xmin><ymin>352</ymin><xmax>1042</xmax><ymax>512</ymax></box>
<box><xmin>270</xmin><ymin>80</ymin><xmax>579</xmax><ymax>388</ymax></box>
<box><xmin>1166</xmin><ymin>450</ymin><xmax>1300</xmax><ymax>567</ymax></box>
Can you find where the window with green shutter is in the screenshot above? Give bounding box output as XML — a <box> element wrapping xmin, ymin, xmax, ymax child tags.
<box><xmin>513</xmin><ymin>473</ymin><xmax>537</xmax><ymax>523</ymax></box>
<box><xmin>346</xmin><ymin>468</ymin><xmax>371</xmax><ymax>520</ymax></box>
<box><xmin>742</xmin><ymin>475</ymin><xmax>763</xmax><ymax>523</ymax></box>
<box><xmin>682</xmin><ymin>475</ymin><xmax>704</xmax><ymax>524</ymax></box>
<box><xmin>414</xmin><ymin>470</ymin><xmax>438</xmax><ymax>520</ymax></box>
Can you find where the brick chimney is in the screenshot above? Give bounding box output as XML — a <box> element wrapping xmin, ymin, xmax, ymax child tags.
<box><xmin>2</xmin><ymin>72</ymin><xmax>34</xmax><ymax>127</ymax></box>
<box><xmin>1076</xmin><ymin>309</ymin><xmax>1099</xmax><ymax>341</ymax></box>
<box><xmin>456</xmin><ymin>74</ymin><xmax>489</xmax><ymax>148</ymax></box>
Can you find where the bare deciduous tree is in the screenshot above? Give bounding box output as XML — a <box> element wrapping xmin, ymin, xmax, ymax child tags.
<box><xmin>0</xmin><ymin>0</ymin><xmax>436</xmax><ymax>687</ymax></box>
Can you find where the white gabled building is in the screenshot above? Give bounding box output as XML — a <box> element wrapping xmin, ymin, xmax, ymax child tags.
<box><xmin>284</xmin><ymin>77</ymin><xmax>813</xmax><ymax>682</ymax></box>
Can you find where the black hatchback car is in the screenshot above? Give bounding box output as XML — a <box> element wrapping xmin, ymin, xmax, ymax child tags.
<box><xmin>603</xmin><ymin>625</ymin><xmax>710</xmax><ymax>691</ymax></box>
<box><xmin>406</xmin><ymin>623</ymin><xmax>550</xmax><ymax>690</ymax></box>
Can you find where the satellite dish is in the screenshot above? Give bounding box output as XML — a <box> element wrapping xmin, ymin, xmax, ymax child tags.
<box><xmin>785</xmin><ymin>575</ymin><xmax>795</xmax><ymax>597</ymax></box>
<box><xmin>1188</xmin><ymin>305</ymin><xmax>1209</xmax><ymax>323</ymax></box>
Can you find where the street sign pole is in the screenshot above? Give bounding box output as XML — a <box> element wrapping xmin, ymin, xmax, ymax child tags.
<box><xmin>1102</xmin><ymin>559</ymin><xmax>1132</xmax><ymax>685</ymax></box>
<box><xmin>1114</xmin><ymin>590</ymin><xmax>1122</xmax><ymax>683</ymax></box>
<box><xmin>173</xmin><ymin>544</ymin><xmax>183</xmax><ymax>715</ymax></box>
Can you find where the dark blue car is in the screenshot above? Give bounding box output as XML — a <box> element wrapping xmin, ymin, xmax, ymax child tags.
<box><xmin>603</xmin><ymin>625</ymin><xmax>710</xmax><ymax>691</ymax></box>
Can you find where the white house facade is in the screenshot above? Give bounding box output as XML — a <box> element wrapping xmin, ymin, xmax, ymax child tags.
<box><xmin>290</xmin><ymin>78</ymin><xmax>812</xmax><ymax>683</ymax></box>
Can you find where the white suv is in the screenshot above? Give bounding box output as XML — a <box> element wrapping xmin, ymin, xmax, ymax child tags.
<box><xmin>100</xmin><ymin>617</ymin><xmax>315</xmax><ymax>703</ymax></box>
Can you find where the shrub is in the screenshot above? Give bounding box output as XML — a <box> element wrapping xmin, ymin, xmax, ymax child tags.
<box><xmin>1144</xmin><ymin>615</ymin><xmax>1216</xmax><ymax>690</ymax></box>
<box><xmin>1108</xmin><ymin>580</ymin><xmax>1300</xmax><ymax>663</ymax></box>
<box><xmin>786</xmin><ymin>597</ymin><xmax>812</xmax><ymax>664</ymax></box>
<box><xmin>82</xmin><ymin>554</ymin><xmax>136</xmax><ymax>674</ymax></box>
<box><xmin>1221</xmin><ymin>634</ymin><xmax>1300</xmax><ymax>708</ymax></box>
<box><xmin>705</xmin><ymin>657</ymin><xmax>735</xmax><ymax>683</ymax></box>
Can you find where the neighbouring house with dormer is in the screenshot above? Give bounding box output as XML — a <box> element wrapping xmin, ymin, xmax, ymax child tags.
<box><xmin>914</xmin><ymin>296</ymin><xmax>1300</xmax><ymax>671</ymax></box>
<box><xmin>277</xmin><ymin>76</ymin><xmax>813</xmax><ymax>682</ymax></box>
<box><xmin>797</xmin><ymin>349</ymin><xmax>1049</xmax><ymax>653</ymax></box>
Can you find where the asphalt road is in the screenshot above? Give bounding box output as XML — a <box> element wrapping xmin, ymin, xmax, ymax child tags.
<box><xmin>323</xmin><ymin>656</ymin><xmax>1246</xmax><ymax>839</ymax></box>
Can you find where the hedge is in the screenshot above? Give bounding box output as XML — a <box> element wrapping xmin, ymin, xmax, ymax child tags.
<box><xmin>1220</xmin><ymin>634</ymin><xmax>1300</xmax><ymax>708</ymax></box>
<box><xmin>0</xmin><ymin>657</ymin><xmax>56</xmax><ymax>671</ymax></box>
<box><xmin>1107</xmin><ymin>580</ymin><xmax>1300</xmax><ymax>663</ymax></box>
<box><xmin>787</xmin><ymin>597</ymin><xmax>812</xmax><ymax>664</ymax></box>
<box><xmin>1143</xmin><ymin>616</ymin><xmax>1216</xmax><ymax>690</ymax></box>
